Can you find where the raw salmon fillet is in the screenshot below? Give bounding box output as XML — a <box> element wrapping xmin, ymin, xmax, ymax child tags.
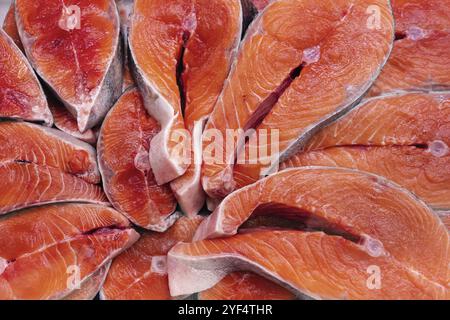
<box><xmin>100</xmin><ymin>216</ymin><xmax>203</xmax><ymax>300</ymax></box>
<box><xmin>98</xmin><ymin>88</ymin><xmax>178</xmax><ymax>231</ymax></box>
<box><xmin>129</xmin><ymin>0</ymin><xmax>243</xmax><ymax>187</ymax></box>
<box><xmin>368</xmin><ymin>0</ymin><xmax>450</xmax><ymax>96</ymax></box>
<box><xmin>202</xmin><ymin>0</ymin><xmax>395</xmax><ymax>199</ymax></box>
<box><xmin>48</xmin><ymin>95</ymin><xmax>98</xmax><ymax>145</ymax></box>
<box><xmin>199</xmin><ymin>272</ymin><xmax>296</xmax><ymax>300</ymax></box>
<box><xmin>0</xmin><ymin>161</ymin><xmax>108</xmax><ymax>215</ymax></box>
<box><xmin>0</xmin><ymin>204</ymin><xmax>139</xmax><ymax>300</ymax></box>
<box><xmin>235</xmin><ymin>92</ymin><xmax>450</xmax><ymax>210</ymax></box>
<box><xmin>2</xmin><ymin>3</ymin><xmax>23</xmax><ymax>51</ymax></box>
<box><xmin>15</xmin><ymin>0</ymin><xmax>123</xmax><ymax>132</ymax></box>
<box><xmin>0</xmin><ymin>29</ymin><xmax>52</xmax><ymax>125</ymax></box>
<box><xmin>168</xmin><ymin>168</ymin><xmax>449</xmax><ymax>299</ymax></box>
<box><xmin>64</xmin><ymin>262</ymin><xmax>111</xmax><ymax>300</ymax></box>
<box><xmin>168</xmin><ymin>0</ymin><xmax>243</xmax><ymax>216</ymax></box>
<box><xmin>0</xmin><ymin>121</ymin><xmax>100</xmax><ymax>183</ymax></box>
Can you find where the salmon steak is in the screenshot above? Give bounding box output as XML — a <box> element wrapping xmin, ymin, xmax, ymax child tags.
<box><xmin>0</xmin><ymin>121</ymin><xmax>100</xmax><ymax>183</ymax></box>
<box><xmin>15</xmin><ymin>0</ymin><xmax>123</xmax><ymax>132</ymax></box>
<box><xmin>235</xmin><ymin>92</ymin><xmax>450</xmax><ymax>210</ymax></box>
<box><xmin>202</xmin><ymin>0</ymin><xmax>395</xmax><ymax>200</ymax></box>
<box><xmin>168</xmin><ymin>0</ymin><xmax>243</xmax><ymax>217</ymax></box>
<box><xmin>198</xmin><ymin>272</ymin><xmax>296</xmax><ymax>300</ymax></box>
<box><xmin>0</xmin><ymin>204</ymin><xmax>139</xmax><ymax>300</ymax></box>
<box><xmin>2</xmin><ymin>3</ymin><xmax>23</xmax><ymax>51</ymax></box>
<box><xmin>368</xmin><ymin>0</ymin><xmax>450</xmax><ymax>96</ymax></box>
<box><xmin>0</xmin><ymin>161</ymin><xmax>108</xmax><ymax>215</ymax></box>
<box><xmin>98</xmin><ymin>88</ymin><xmax>178</xmax><ymax>231</ymax></box>
<box><xmin>0</xmin><ymin>29</ymin><xmax>52</xmax><ymax>126</ymax></box>
<box><xmin>100</xmin><ymin>216</ymin><xmax>203</xmax><ymax>300</ymax></box>
<box><xmin>129</xmin><ymin>0</ymin><xmax>243</xmax><ymax>187</ymax></box>
<box><xmin>168</xmin><ymin>168</ymin><xmax>450</xmax><ymax>299</ymax></box>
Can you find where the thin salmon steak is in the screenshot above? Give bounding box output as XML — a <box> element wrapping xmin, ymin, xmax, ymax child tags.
<box><xmin>0</xmin><ymin>121</ymin><xmax>100</xmax><ymax>184</ymax></box>
<box><xmin>368</xmin><ymin>0</ymin><xmax>450</xmax><ymax>96</ymax></box>
<box><xmin>48</xmin><ymin>95</ymin><xmax>98</xmax><ymax>145</ymax></box>
<box><xmin>129</xmin><ymin>0</ymin><xmax>243</xmax><ymax>187</ymax></box>
<box><xmin>168</xmin><ymin>167</ymin><xmax>449</xmax><ymax>300</ymax></box>
<box><xmin>64</xmin><ymin>262</ymin><xmax>111</xmax><ymax>300</ymax></box>
<box><xmin>2</xmin><ymin>3</ymin><xmax>23</xmax><ymax>51</ymax></box>
<box><xmin>15</xmin><ymin>0</ymin><xmax>123</xmax><ymax>132</ymax></box>
<box><xmin>98</xmin><ymin>88</ymin><xmax>178</xmax><ymax>231</ymax></box>
<box><xmin>234</xmin><ymin>92</ymin><xmax>450</xmax><ymax>210</ymax></box>
<box><xmin>0</xmin><ymin>161</ymin><xmax>108</xmax><ymax>215</ymax></box>
<box><xmin>0</xmin><ymin>204</ymin><xmax>139</xmax><ymax>300</ymax></box>
<box><xmin>198</xmin><ymin>272</ymin><xmax>296</xmax><ymax>300</ymax></box>
<box><xmin>100</xmin><ymin>216</ymin><xmax>203</xmax><ymax>300</ymax></box>
<box><xmin>201</xmin><ymin>0</ymin><xmax>394</xmax><ymax>200</ymax></box>
<box><xmin>167</xmin><ymin>0</ymin><xmax>242</xmax><ymax>217</ymax></box>
<box><xmin>0</xmin><ymin>29</ymin><xmax>52</xmax><ymax>125</ymax></box>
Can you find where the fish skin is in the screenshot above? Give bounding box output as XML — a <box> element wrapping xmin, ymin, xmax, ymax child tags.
<box><xmin>48</xmin><ymin>95</ymin><xmax>98</xmax><ymax>145</ymax></box>
<box><xmin>100</xmin><ymin>216</ymin><xmax>203</xmax><ymax>300</ymax></box>
<box><xmin>169</xmin><ymin>167</ymin><xmax>449</xmax><ymax>299</ymax></box>
<box><xmin>0</xmin><ymin>29</ymin><xmax>52</xmax><ymax>126</ymax></box>
<box><xmin>202</xmin><ymin>0</ymin><xmax>395</xmax><ymax>199</ymax></box>
<box><xmin>272</xmin><ymin>92</ymin><xmax>450</xmax><ymax>210</ymax></box>
<box><xmin>0</xmin><ymin>204</ymin><xmax>139</xmax><ymax>300</ymax></box>
<box><xmin>169</xmin><ymin>0</ymin><xmax>243</xmax><ymax>217</ymax></box>
<box><xmin>198</xmin><ymin>272</ymin><xmax>296</xmax><ymax>300</ymax></box>
<box><xmin>368</xmin><ymin>0</ymin><xmax>450</xmax><ymax>96</ymax></box>
<box><xmin>2</xmin><ymin>2</ymin><xmax>23</xmax><ymax>51</ymax></box>
<box><xmin>15</xmin><ymin>0</ymin><xmax>123</xmax><ymax>133</ymax></box>
<box><xmin>98</xmin><ymin>88</ymin><xmax>178</xmax><ymax>232</ymax></box>
<box><xmin>0</xmin><ymin>121</ymin><xmax>101</xmax><ymax>184</ymax></box>
<box><xmin>63</xmin><ymin>262</ymin><xmax>111</xmax><ymax>300</ymax></box>
<box><xmin>437</xmin><ymin>211</ymin><xmax>450</xmax><ymax>231</ymax></box>
<box><xmin>0</xmin><ymin>162</ymin><xmax>108</xmax><ymax>216</ymax></box>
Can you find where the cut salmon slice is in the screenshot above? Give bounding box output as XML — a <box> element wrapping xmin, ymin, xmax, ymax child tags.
<box><xmin>233</xmin><ymin>92</ymin><xmax>450</xmax><ymax>210</ymax></box>
<box><xmin>198</xmin><ymin>272</ymin><xmax>296</xmax><ymax>300</ymax></box>
<box><xmin>0</xmin><ymin>29</ymin><xmax>52</xmax><ymax>126</ymax></box>
<box><xmin>48</xmin><ymin>96</ymin><xmax>98</xmax><ymax>145</ymax></box>
<box><xmin>168</xmin><ymin>167</ymin><xmax>449</xmax><ymax>299</ymax></box>
<box><xmin>64</xmin><ymin>262</ymin><xmax>111</xmax><ymax>300</ymax></box>
<box><xmin>0</xmin><ymin>161</ymin><xmax>108</xmax><ymax>215</ymax></box>
<box><xmin>2</xmin><ymin>3</ymin><xmax>23</xmax><ymax>51</ymax></box>
<box><xmin>0</xmin><ymin>121</ymin><xmax>100</xmax><ymax>184</ymax></box>
<box><xmin>100</xmin><ymin>216</ymin><xmax>203</xmax><ymax>300</ymax></box>
<box><xmin>129</xmin><ymin>0</ymin><xmax>243</xmax><ymax>186</ymax></box>
<box><xmin>98</xmin><ymin>88</ymin><xmax>178</xmax><ymax>231</ymax></box>
<box><xmin>202</xmin><ymin>0</ymin><xmax>395</xmax><ymax>199</ymax></box>
<box><xmin>168</xmin><ymin>0</ymin><xmax>242</xmax><ymax>216</ymax></box>
<box><xmin>368</xmin><ymin>0</ymin><xmax>450</xmax><ymax>96</ymax></box>
<box><xmin>15</xmin><ymin>0</ymin><xmax>123</xmax><ymax>132</ymax></box>
<box><xmin>0</xmin><ymin>204</ymin><xmax>139</xmax><ymax>300</ymax></box>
